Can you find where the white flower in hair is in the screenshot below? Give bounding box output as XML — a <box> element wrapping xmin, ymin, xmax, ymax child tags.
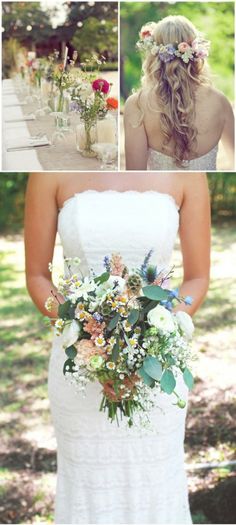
<box><xmin>151</xmin><ymin>44</ymin><xmax>160</xmax><ymax>56</ymax></box>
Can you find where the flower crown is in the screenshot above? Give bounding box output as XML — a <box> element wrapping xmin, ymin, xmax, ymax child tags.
<box><xmin>136</xmin><ymin>23</ymin><xmax>210</xmax><ymax>64</ymax></box>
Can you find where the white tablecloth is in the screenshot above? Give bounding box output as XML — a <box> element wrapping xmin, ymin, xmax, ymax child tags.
<box><xmin>2</xmin><ymin>79</ymin><xmax>43</xmax><ymax>171</ymax></box>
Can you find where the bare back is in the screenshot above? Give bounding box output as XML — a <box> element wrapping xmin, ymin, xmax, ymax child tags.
<box><xmin>124</xmin><ymin>85</ymin><xmax>234</xmax><ymax>169</ymax></box>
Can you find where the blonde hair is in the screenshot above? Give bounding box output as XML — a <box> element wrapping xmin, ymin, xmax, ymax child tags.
<box><xmin>139</xmin><ymin>15</ymin><xmax>210</xmax><ymax>165</ymax></box>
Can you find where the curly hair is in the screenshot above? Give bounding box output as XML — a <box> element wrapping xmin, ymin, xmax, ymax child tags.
<box><xmin>139</xmin><ymin>15</ymin><xmax>210</xmax><ymax>166</ymax></box>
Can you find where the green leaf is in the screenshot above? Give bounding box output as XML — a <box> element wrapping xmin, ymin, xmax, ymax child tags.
<box><xmin>160</xmin><ymin>369</ymin><xmax>176</xmax><ymax>394</ymax></box>
<box><xmin>143</xmin><ymin>355</ymin><xmax>162</xmax><ymax>380</ymax></box>
<box><xmin>94</xmin><ymin>271</ymin><xmax>110</xmax><ymax>284</ymax></box>
<box><xmin>65</xmin><ymin>345</ymin><xmax>77</xmax><ymax>359</ymax></box>
<box><xmin>63</xmin><ymin>358</ymin><xmax>76</xmax><ymax>375</ymax></box>
<box><xmin>58</xmin><ymin>300</ymin><xmax>75</xmax><ymax>320</ymax></box>
<box><xmin>183</xmin><ymin>368</ymin><xmax>194</xmax><ymax>390</ymax></box>
<box><xmin>138</xmin><ymin>366</ymin><xmax>155</xmax><ymax>387</ymax></box>
<box><xmin>167</xmin><ymin>355</ymin><xmax>176</xmax><ymax>366</ymax></box>
<box><xmin>107</xmin><ymin>313</ymin><xmax>120</xmax><ymax>331</ymax></box>
<box><xmin>142</xmin><ymin>285</ymin><xmax>169</xmax><ymax>301</ymax></box>
<box><xmin>127</xmin><ymin>309</ymin><xmax>139</xmax><ymax>325</ymax></box>
<box><xmin>111</xmin><ymin>339</ymin><xmax>120</xmax><ymax>362</ymax></box>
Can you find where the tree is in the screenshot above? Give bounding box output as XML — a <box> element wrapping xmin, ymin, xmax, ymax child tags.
<box><xmin>2</xmin><ymin>2</ymin><xmax>53</xmax><ymax>46</ymax></box>
<box><xmin>71</xmin><ymin>18</ymin><xmax>118</xmax><ymax>63</ymax></box>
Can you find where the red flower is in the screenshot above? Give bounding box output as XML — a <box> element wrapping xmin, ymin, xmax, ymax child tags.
<box><xmin>92</xmin><ymin>78</ymin><xmax>110</xmax><ymax>94</ymax></box>
<box><xmin>106</xmin><ymin>97</ymin><xmax>118</xmax><ymax>110</ymax></box>
<box><xmin>141</xmin><ymin>30</ymin><xmax>152</xmax><ymax>39</ymax></box>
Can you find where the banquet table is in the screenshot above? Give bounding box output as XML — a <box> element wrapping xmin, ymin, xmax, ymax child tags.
<box><xmin>2</xmin><ymin>79</ymin><xmax>117</xmax><ymax>171</ymax></box>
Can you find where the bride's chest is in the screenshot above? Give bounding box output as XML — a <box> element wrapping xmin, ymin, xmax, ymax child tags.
<box><xmin>57</xmin><ymin>192</ymin><xmax>179</xmax><ymax>271</ymax></box>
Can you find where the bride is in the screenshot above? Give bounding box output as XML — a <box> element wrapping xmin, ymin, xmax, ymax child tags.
<box><xmin>24</xmin><ymin>171</ymin><xmax>210</xmax><ymax>524</ymax></box>
<box><xmin>124</xmin><ymin>15</ymin><xmax>234</xmax><ymax>170</ymax></box>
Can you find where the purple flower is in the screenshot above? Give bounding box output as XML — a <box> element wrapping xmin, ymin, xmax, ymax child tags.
<box><xmin>93</xmin><ymin>313</ymin><xmax>103</xmax><ymax>322</ymax></box>
<box><xmin>159</xmin><ymin>44</ymin><xmax>176</xmax><ymax>63</ymax></box>
<box><xmin>70</xmin><ymin>101</ymin><xmax>80</xmax><ymax>112</ymax></box>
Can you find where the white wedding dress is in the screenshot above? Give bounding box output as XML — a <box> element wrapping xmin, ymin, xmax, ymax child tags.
<box><xmin>48</xmin><ymin>190</ymin><xmax>192</xmax><ymax>525</ymax></box>
<box><xmin>148</xmin><ymin>144</ymin><xmax>218</xmax><ymax>170</ymax></box>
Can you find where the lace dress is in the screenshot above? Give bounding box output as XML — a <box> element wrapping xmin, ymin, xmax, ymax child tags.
<box><xmin>48</xmin><ymin>190</ymin><xmax>192</xmax><ymax>524</ymax></box>
<box><xmin>148</xmin><ymin>145</ymin><xmax>218</xmax><ymax>170</ymax></box>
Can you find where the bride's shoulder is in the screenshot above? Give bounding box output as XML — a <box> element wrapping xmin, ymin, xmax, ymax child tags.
<box><xmin>124</xmin><ymin>91</ymin><xmax>147</xmax><ymax>126</ymax></box>
<box><xmin>198</xmin><ymin>85</ymin><xmax>231</xmax><ymax>109</ymax></box>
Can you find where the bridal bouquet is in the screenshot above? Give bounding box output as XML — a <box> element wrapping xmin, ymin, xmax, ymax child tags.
<box><xmin>46</xmin><ymin>252</ymin><xmax>195</xmax><ymax>427</ymax></box>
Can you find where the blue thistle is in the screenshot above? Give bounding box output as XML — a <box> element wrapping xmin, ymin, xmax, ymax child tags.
<box><xmin>103</xmin><ymin>255</ymin><xmax>111</xmax><ymax>272</ymax></box>
<box><xmin>140</xmin><ymin>249</ymin><xmax>154</xmax><ymax>279</ymax></box>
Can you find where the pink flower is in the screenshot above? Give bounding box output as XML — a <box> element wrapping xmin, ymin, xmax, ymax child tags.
<box><xmin>178</xmin><ymin>42</ymin><xmax>190</xmax><ymax>53</ymax></box>
<box><xmin>110</xmin><ymin>253</ymin><xmax>126</xmax><ymax>277</ymax></box>
<box><xmin>196</xmin><ymin>48</ymin><xmax>208</xmax><ymax>59</ymax></box>
<box><xmin>84</xmin><ymin>318</ymin><xmax>106</xmax><ymax>340</ymax></box>
<box><xmin>92</xmin><ymin>78</ymin><xmax>110</xmax><ymax>94</ymax></box>
<box><xmin>76</xmin><ymin>339</ymin><xmax>106</xmax><ymax>364</ymax></box>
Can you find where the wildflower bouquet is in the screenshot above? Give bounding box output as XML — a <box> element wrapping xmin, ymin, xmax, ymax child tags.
<box><xmin>46</xmin><ymin>50</ymin><xmax>78</xmax><ymax>112</ymax></box>
<box><xmin>46</xmin><ymin>252</ymin><xmax>195</xmax><ymax>427</ymax></box>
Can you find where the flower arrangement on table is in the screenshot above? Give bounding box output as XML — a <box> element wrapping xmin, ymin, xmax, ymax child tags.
<box><xmin>47</xmin><ymin>50</ymin><xmax>78</xmax><ymax>113</ymax></box>
<box><xmin>46</xmin><ymin>251</ymin><xmax>195</xmax><ymax>428</ymax></box>
<box><xmin>71</xmin><ymin>57</ymin><xmax>118</xmax><ymax>157</ymax></box>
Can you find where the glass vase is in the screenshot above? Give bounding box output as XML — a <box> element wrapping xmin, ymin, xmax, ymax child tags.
<box><xmin>76</xmin><ymin>119</ymin><xmax>97</xmax><ymax>158</ymax></box>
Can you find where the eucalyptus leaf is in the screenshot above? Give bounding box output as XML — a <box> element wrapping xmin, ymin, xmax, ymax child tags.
<box><xmin>142</xmin><ymin>285</ymin><xmax>169</xmax><ymax>301</ymax></box>
<box><xmin>94</xmin><ymin>271</ymin><xmax>110</xmax><ymax>284</ymax></box>
<box><xmin>138</xmin><ymin>366</ymin><xmax>155</xmax><ymax>387</ymax></box>
<box><xmin>128</xmin><ymin>309</ymin><xmax>139</xmax><ymax>325</ymax></box>
<box><xmin>143</xmin><ymin>355</ymin><xmax>162</xmax><ymax>380</ymax></box>
<box><xmin>183</xmin><ymin>368</ymin><xmax>194</xmax><ymax>390</ymax></box>
<box><xmin>160</xmin><ymin>369</ymin><xmax>176</xmax><ymax>394</ymax></box>
<box><xmin>63</xmin><ymin>358</ymin><xmax>76</xmax><ymax>375</ymax></box>
<box><xmin>58</xmin><ymin>300</ymin><xmax>75</xmax><ymax>320</ymax></box>
<box><xmin>107</xmin><ymin>313</ymin><xmax>120</xmax><ymax>331</ymax></box>
<box><xmin>65</xmin><ymin>345</ymin><xmax>77</xmax><ymax>359</ymax></box>
<box><xmin>112</xmin><ymin>340</ymin><xmax>120</xmax><ymax>362</ymax></box>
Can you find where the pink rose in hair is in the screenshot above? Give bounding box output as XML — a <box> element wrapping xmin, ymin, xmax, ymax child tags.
<box><xmin>92</xmin><ymin>78</ymin><xmax>110</xmax><ymax>94</ymax></box>
<box><xmin>178</xmin><ymin>42</ymin><xmax>190</xmax><ymax>53</ymax></box>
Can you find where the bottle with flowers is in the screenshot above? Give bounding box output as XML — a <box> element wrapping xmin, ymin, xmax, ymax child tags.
<box><xmin>72</xmin><ymin>76</ymin><xmax>111</xmax><ymax>157</ymax></box>
<box><xmin>70</xmin><ymin>54</ymin><xmax>115</xmax><ymax>157</ymax></box>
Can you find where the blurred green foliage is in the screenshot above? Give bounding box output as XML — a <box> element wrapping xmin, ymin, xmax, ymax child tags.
<box><xmin>0</xmin><ymin>173</ymin><xmax>235</xmax><ymax>233</ymax></box>
<box><xmin>71</xmin><ymin>18</ymin><xmax>118</xmax><ymax>63</ymax></box>
<box><xmin>0</xmin><ymin>174</ymin><xmax>28</xmax><ymax>233</ymax></box>
<box><xmin>120</xmin><ymin>2</ymin><xmax>234</xmax><ymax>100</ymax></box>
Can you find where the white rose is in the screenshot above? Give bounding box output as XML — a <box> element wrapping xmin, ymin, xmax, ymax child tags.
<box><xmin>175</xmin><ymin>311</ymin><xmax>194</xmax><ymax>340</ymax></box>
<box><xmin>147</xmin><ymin>304</ymin><xmax>176</xmax><ymax>333</ymax></box>
<box><xmin>107</xmin><ymin>275</ymin><xmax>126</xmax><ymax>293</ymax></box>
<box><xmin>97</xmin><ymin>276</ymin><xmax>126</xmax><ymax>298</ymax></box>
<box><xmin>62</xmin><ymin>320</ymin><xmax>80</xmax><ymax>348</ymax></box>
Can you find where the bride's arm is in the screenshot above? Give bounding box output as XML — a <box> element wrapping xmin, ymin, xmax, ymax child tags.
<box><xmin>24</xmin><ymin>173</ymin><xmax>63</xmax><ymax>319</ymax></box>
<box><xmin>124</xmin><ymin>94</ymin><xmax>148</xmax><ymax>170</ymax></box>
<box><xmin>176</xmin><ymin>173</ymin><xmax>211</xmax><ymax>316</ymax></box>
<box><xmin>221</xmin><ymin>96</ymin><xmax>235</xmax><ymax>169</ymax></box>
